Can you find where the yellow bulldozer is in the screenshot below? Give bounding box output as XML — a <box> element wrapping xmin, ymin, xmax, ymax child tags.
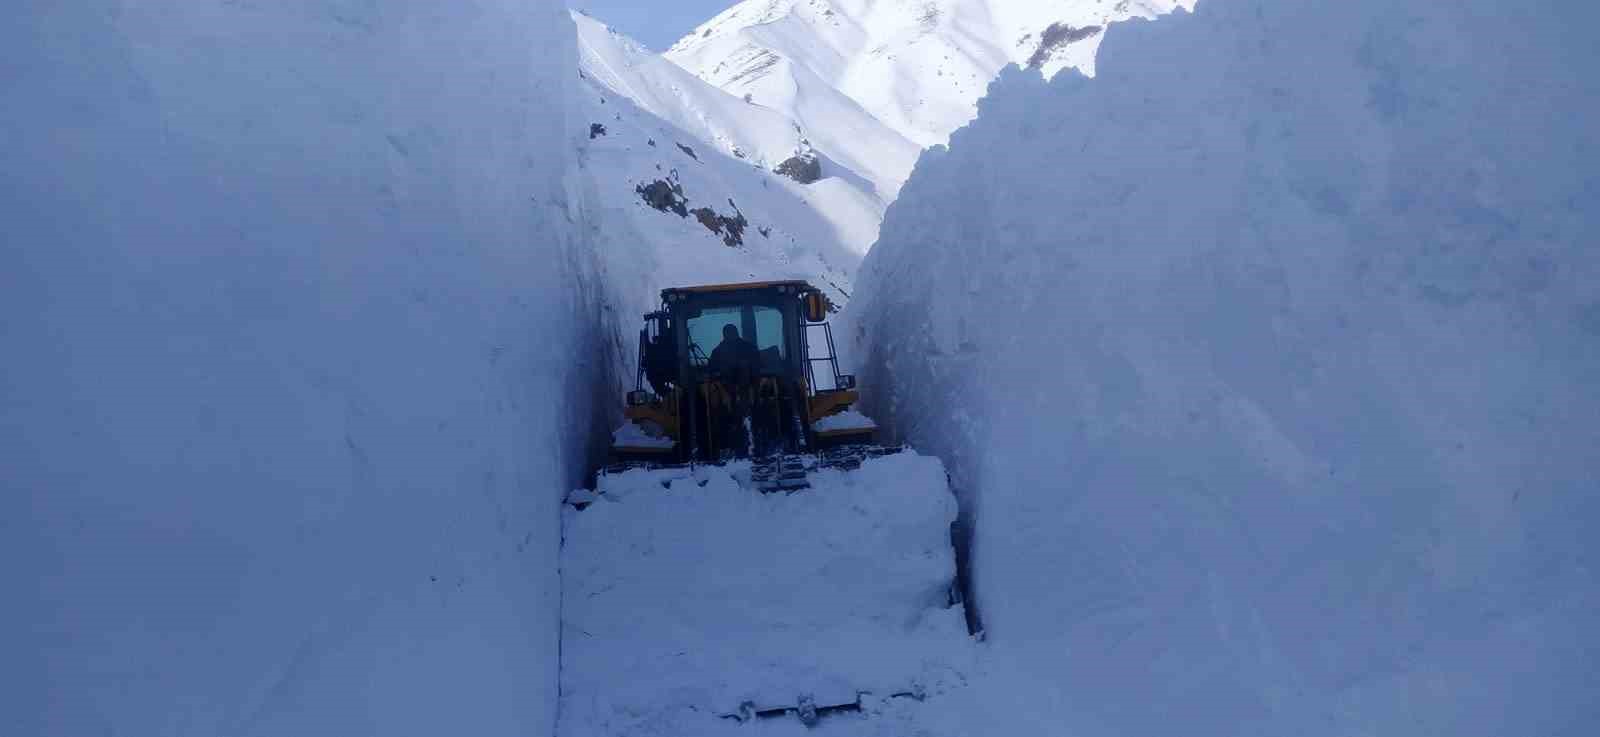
<box><xmin>572</xmin><ymin>281</ymin><xmax>970</xmax><ymax>730</ymax></box>
<box><xmin>609</xmin><ymin>280</ymin><xmax>887</xmax><ymax>490</ymax></box>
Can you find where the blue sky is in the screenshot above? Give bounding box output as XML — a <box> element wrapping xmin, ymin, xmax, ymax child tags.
<box><xmin>570</xmin><ymin>1</ymin><xmax>736</xmax><ymax>51</ymax></box>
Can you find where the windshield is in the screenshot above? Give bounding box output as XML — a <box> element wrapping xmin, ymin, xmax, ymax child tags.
<box><xmin>686</xmin><ymin>304</ymin><xmax>787</xmax><ymax>371</ymax></box>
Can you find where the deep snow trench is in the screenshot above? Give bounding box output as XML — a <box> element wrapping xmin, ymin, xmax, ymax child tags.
<box><xmin>8</xmin><ymin>1</ymin><xmax>1598</xmax><ymax>736</ymax></box>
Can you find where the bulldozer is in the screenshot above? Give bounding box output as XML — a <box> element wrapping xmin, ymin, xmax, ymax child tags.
<box><xmin>609</xmin><ymin>279</ymin><xmax>885</xmax><ymax>490</ymax></box>
<box><xmin>561</xmin><ymin>280</ymin><xmax>971</xmax><ymax>733</ymax></box>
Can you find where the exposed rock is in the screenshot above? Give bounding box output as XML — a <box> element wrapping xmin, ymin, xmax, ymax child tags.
<box><xmin>589</xmin><ymin>123</ymin><xmax>607</xmax><ymax>139</ymax></box>
<box><xmin>676</xmin><ymin>143</ymin><xmax>699</xmax><ymax>161</ymax></box>
<box><xmin>1027</xmin><ymin>22</ymin><xmax>1102</xmax><ymax>69</ymax></box>
<box><xmin>689</xmin><ymin>199</ymin><xmax>749</xmax><ymax>247</ymax></box>
<box><xmin>689</xmin><ymin>208</ymin><xmax>719</xmax><ymax>233</ymax></box>
<box><xmin>774</xmin><ymin>152</ymin><xmax>822</xmax><ymax>184</ymax></box>
<box><xmin>634</xmin><ymin>175</ymin><xmax>747</xmax><ymax>247</ymax></box>
<box><xmin>636</xmin><ymin>178</ymin><xmax>687</xmax><ymax>217</ymax></box>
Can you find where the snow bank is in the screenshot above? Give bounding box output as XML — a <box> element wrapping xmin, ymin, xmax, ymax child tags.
<box><xmin>1</xmin><ymin>3</ymin><xmax>600</xmax><ymax>735</ymax></box>
<box><xmin>850</xmin><ymin>1</ymin><xmax>1600</xmax><ymax>734</ymax></box>
<box><xmin>559</xmin><ymin>453</ymin><xmax>971</xmax><ymax>736</ymax></box>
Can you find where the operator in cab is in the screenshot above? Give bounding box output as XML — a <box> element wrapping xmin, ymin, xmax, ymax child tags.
<box><xmin>707</xmin><ymin>323</ymin><xmax>761</xmax><ymax>455</ymax></box>
<box><xmin>707</xmin><ymin>323</ymin><xmax>760</xmax><ymax>383</ymax></box>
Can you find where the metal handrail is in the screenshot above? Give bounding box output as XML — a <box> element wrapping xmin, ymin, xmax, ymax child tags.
<box><xmin>802</xmin><ymin>321</ymin><xmax>845</xmax><ymax>395</ymax></box>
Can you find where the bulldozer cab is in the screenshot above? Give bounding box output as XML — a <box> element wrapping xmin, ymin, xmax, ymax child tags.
<box><xmin>617</xmin><ymin>280</ymin><xmax>865</xmax><ymax>465</ymax></box>
<box><xmin>685</xmin><ymin>301</ymin><xmax>788</xmax><ymax>377</ymax></box>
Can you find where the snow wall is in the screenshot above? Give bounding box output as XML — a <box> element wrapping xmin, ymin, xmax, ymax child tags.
<box><xmin>850</xmin><ymin>1</ymin><xmax>1600</xmax><ymax>734</ymax></box>
<box><xmin>1</xmin><ymin>3</ymin><xmax>607</xmax><ymax>735</ymax></box>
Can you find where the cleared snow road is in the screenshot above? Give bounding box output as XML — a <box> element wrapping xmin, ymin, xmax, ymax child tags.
<box><xmin>556</xmin><ymin>452</ymin><xmax>979</xmax><ymax>736</ymax></box>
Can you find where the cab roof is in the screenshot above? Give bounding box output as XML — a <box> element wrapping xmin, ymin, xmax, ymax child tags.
<box><xmin>660</xmin><ymin>280</ymin><xmax>817</xmax><ymax>298</ymax></box>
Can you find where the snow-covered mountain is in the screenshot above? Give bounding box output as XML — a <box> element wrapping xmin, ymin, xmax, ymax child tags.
<box><xmin>667</xmin><ymin>0</ymin><xmax>1193</xmax><ymax>154</ymax></box>
<box><xmin>575</xmin><ymin>10</ymin><xmax>909</xmax><ymax>202</ymax></box>
<box><xmin>577</xmin><ymin>11</ymin><xmax>810</xmax><ymax>185</ymax></box>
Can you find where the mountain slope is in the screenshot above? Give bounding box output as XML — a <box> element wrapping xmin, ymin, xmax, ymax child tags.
<box><xmin>667</xmin><ymin>0</ymin><xmax>1193</xmax><ymax>152</ymax></box>
<box><xmin>576</xmin><ymin>10</ymin><xmax>913</xmax><ymax>201</ymax></box>
<box><xmin>576</xmin><ymin>11</ymin><xmax>809</xmax><ymax>181</ymax></box>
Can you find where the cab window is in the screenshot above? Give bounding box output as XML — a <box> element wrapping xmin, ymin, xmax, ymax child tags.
<box><xmin>685</xmin><ymin>304</ymin><xmax>786</xmax><ymax>369</ymax></box>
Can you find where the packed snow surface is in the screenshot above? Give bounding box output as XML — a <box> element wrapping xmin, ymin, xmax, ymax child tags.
<box><xmin>851</xmin><ymin>0</ymin><xmax>1600</xmax><ymax>734</ymax></box>
<box><xmin>558</xmin><ymin>452</ymin><xmax>974</xmax><ymax>736</ymax></box>
<box><xmin>2</xmin><ymin>2</ymin><xmax>596</xmax><ymax>735</ymax></box>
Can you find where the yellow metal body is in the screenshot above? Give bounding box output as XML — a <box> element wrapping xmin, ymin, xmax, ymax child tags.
<box><xmin>666</xmin><ymin>279</ymin><xmax>813</xmax><ymax>294</ymax></box>
<box><xmin>617</xmin><ymin>389</ymin><xmax>681</xmax><ymax>455</ymax></box>
<box><xmin>623</xmin><ymin>391</ymin><xmax>681</xmax><ymax>437</ymax></box>
<box><xmin>615</xmin><ymin>279</ymin><xmax>866</xmax><ymax>459</ymax></box>
<box><xmin>807</xmin><ymin>390</ymin><xmax>856</xmax><ymax>423</ymax></box>
<box><xmin>807</xmin><ymin>389</ymin><xmax>874</xmax><ymax>438</ymax></box>
<box><xmin>619</xmin><ymin>384</ymin><xmax>869</xmax><ymax>449</ymax></box>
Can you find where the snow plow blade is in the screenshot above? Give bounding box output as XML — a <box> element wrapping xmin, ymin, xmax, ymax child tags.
<box><xmin>558</xmin><ymin>449</ymin><xmax>974</xmax><ymax>736</ymax></box>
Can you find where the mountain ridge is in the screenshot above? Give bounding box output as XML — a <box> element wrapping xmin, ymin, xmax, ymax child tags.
<box><xmin>665</xmin><ymin>0</ymin><xmax>1194</xmax><ymax>154</ymax></box>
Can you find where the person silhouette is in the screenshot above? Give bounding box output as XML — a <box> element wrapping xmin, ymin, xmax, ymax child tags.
<box><xmin>707</xmin><ymin>323</ymin><xmax>759</xmax><ymax>382</ymax></box>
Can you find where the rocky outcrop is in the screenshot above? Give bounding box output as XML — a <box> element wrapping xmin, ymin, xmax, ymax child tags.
<box><xmin>690</xmin><ymin>199</ymin><xmax>748</xmax><ymax>247</ymax></box>
<box><xmin>636</xmin><ymin>178</ymin><xmax>751</xmax><ymax>247</ymax></box>
<box><xmin>636</xmin><ymin>178</ymin><xmax>688</xmax><ymax>217</ymax></box>
<box><xmin>774</xmin><ymin>152</ymin><xmax>822</xmax><ymax>184</ymax></box>
<box><xmin>1026</xmin><ymin>22</ymin><xmax>1102</xmax><ymax>69</ymax></box>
